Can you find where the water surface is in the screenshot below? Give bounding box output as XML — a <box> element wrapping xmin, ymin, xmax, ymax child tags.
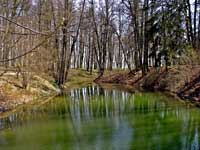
<box><xmin>0</xmin><ymin>86</ymin><xmax>199</xmax><ymax>150</ymax></box>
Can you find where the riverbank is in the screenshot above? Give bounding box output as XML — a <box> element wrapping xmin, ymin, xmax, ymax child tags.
<box><xmin>0</xmin><ymin>72</ymin><xmax>60</xmax><ymax>113</ymax></box>
<box><xmin>95</xmin><ymin>65</ymin><xmax>200</xmax><ymax>102</ymax></box>
<box><xmin>0</xmin><ymin>69</ymin><xmax>98</xmax><ymax>113</ymax></box>
<box><xmin>1</xmin><ymin>65</ymin><xmax>199</xmax><ymax>114</ymax></box>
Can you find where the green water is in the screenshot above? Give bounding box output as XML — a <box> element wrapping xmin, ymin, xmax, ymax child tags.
<box><xmin>0</xmin><ymin>85</ymin><xmax>200</xmax><ymax>150</ymax></box>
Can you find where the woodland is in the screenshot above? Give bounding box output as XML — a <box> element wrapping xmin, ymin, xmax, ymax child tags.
<box><xmin>1</xmin><ymin>1</ymin><xmax>200</xmax><ymax>149</ymax></box>
<box><xmin>0</xmin><ymin>0</ymin><xmax>200</xmax><ymax>108</ymax></box>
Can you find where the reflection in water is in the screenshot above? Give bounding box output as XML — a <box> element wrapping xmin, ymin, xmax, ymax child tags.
<box><xmin>0</xmin><ymin>86</ymin><xmax>200</xmax><ymax>150</ymax></box>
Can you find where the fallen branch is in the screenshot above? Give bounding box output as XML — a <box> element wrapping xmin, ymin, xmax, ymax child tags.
<box><xmin>0</xmin><ymin>78</ymin><xmax>23</xmax><ymax>89</ymax></box>
<box><xmin>0</xmin><ymin>71</ymin><xmax>7</xmax><ymax>77</ymax></box>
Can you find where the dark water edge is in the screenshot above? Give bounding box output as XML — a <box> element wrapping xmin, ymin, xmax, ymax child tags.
<box><xmin>0</xmin><ymin>85</ymin><xmax>199</xmax><ymax>150</ymax></box>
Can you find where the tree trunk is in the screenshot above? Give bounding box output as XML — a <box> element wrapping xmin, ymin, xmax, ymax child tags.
<box><xmin>143</xmin><ymin>0</ymin><xmax>149</xmax><ymax>76</ymax></box>
<box><xmin>194</xmin><ymin>0</ymin><xmax>198</xmax><ymax>48</ymax></box>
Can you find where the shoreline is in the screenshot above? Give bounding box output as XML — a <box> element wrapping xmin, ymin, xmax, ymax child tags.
<box><xmin>0</xmin><ymin>73</ymin><xmax>60</xmax><ymax>114</ymax></box>
<box><xmin>95</xmin><ymin>65</ymin><xmax>200</xmax><ymax>103</ymax></box>
<box><xmin>0</xmin><ymin>66</ymin><xmax>199</xmax><ymax>116</ymax></box>
<box><xmin>0</xmin><ymin>69</ymin><xmax>97</xmax><ymax>115</ymax></box>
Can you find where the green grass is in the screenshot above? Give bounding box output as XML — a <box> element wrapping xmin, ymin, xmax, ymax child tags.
<box><xmin>65</xmin><ymin>69</ymin><xmax>98</xmax><ymax>88</ymax></box>
<box><xmin>65</xmin><ymin>69</ymin><xmax>130</xmax><ymax>88</ymax></box>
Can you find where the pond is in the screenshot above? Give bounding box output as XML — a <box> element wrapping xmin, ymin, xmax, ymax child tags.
<box><xmin>0</xmin><ymin>85</ymin><xmax>199</xmax><ymax>150</ymax></box>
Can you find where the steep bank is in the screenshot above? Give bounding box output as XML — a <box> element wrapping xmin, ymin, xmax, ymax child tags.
<box><xmin>96</xmin><ymin>65</ymin><xmax>200</xmax><ymax>102</ymax></box>
<box><xmin>0</xmin><ymin>72</ymin><xmax>60</xmax><ymax>113</ymax></box>
<box><xmin>178</xmin><ymin>72</ymin><xmax>200</xmax><ymax>102</ymax></box>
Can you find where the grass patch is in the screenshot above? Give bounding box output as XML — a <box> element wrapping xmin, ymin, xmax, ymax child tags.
<box><xmin>65</xmin><ymin>69</ymin><xmax>98</xmax><ymax>88</ymax></box>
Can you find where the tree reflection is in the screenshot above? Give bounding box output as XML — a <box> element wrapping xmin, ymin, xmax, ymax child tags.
<box><xmin>0</xmin><ymin>86</ymin><xmax>200</xmax><ymax>150</ymax></box>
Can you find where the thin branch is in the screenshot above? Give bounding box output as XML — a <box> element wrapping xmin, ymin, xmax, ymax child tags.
<box><xmin>0</xmin><ymin>36</ymin><xmax>22</xmax><ymax>49</ymax></box>
<box><xmin>0</xmin><ymin>15</ymin><xmax>49</xmax><ymax>36</ymax></box>
<box><xmin>0</xmin><ymin>28</ymin><xmax>39</xmax><ymax>36</ymax></box>
<box><xmin>0</xmin><ymin>25</ymin><xmax>61</xmax><ymax>63</ymax></box>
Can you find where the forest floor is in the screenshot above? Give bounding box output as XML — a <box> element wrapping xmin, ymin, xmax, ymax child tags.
<box><xmin>96</xmin><ymin>65</ymin><xmax>200</xmax><ymax>103</ymax></box>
